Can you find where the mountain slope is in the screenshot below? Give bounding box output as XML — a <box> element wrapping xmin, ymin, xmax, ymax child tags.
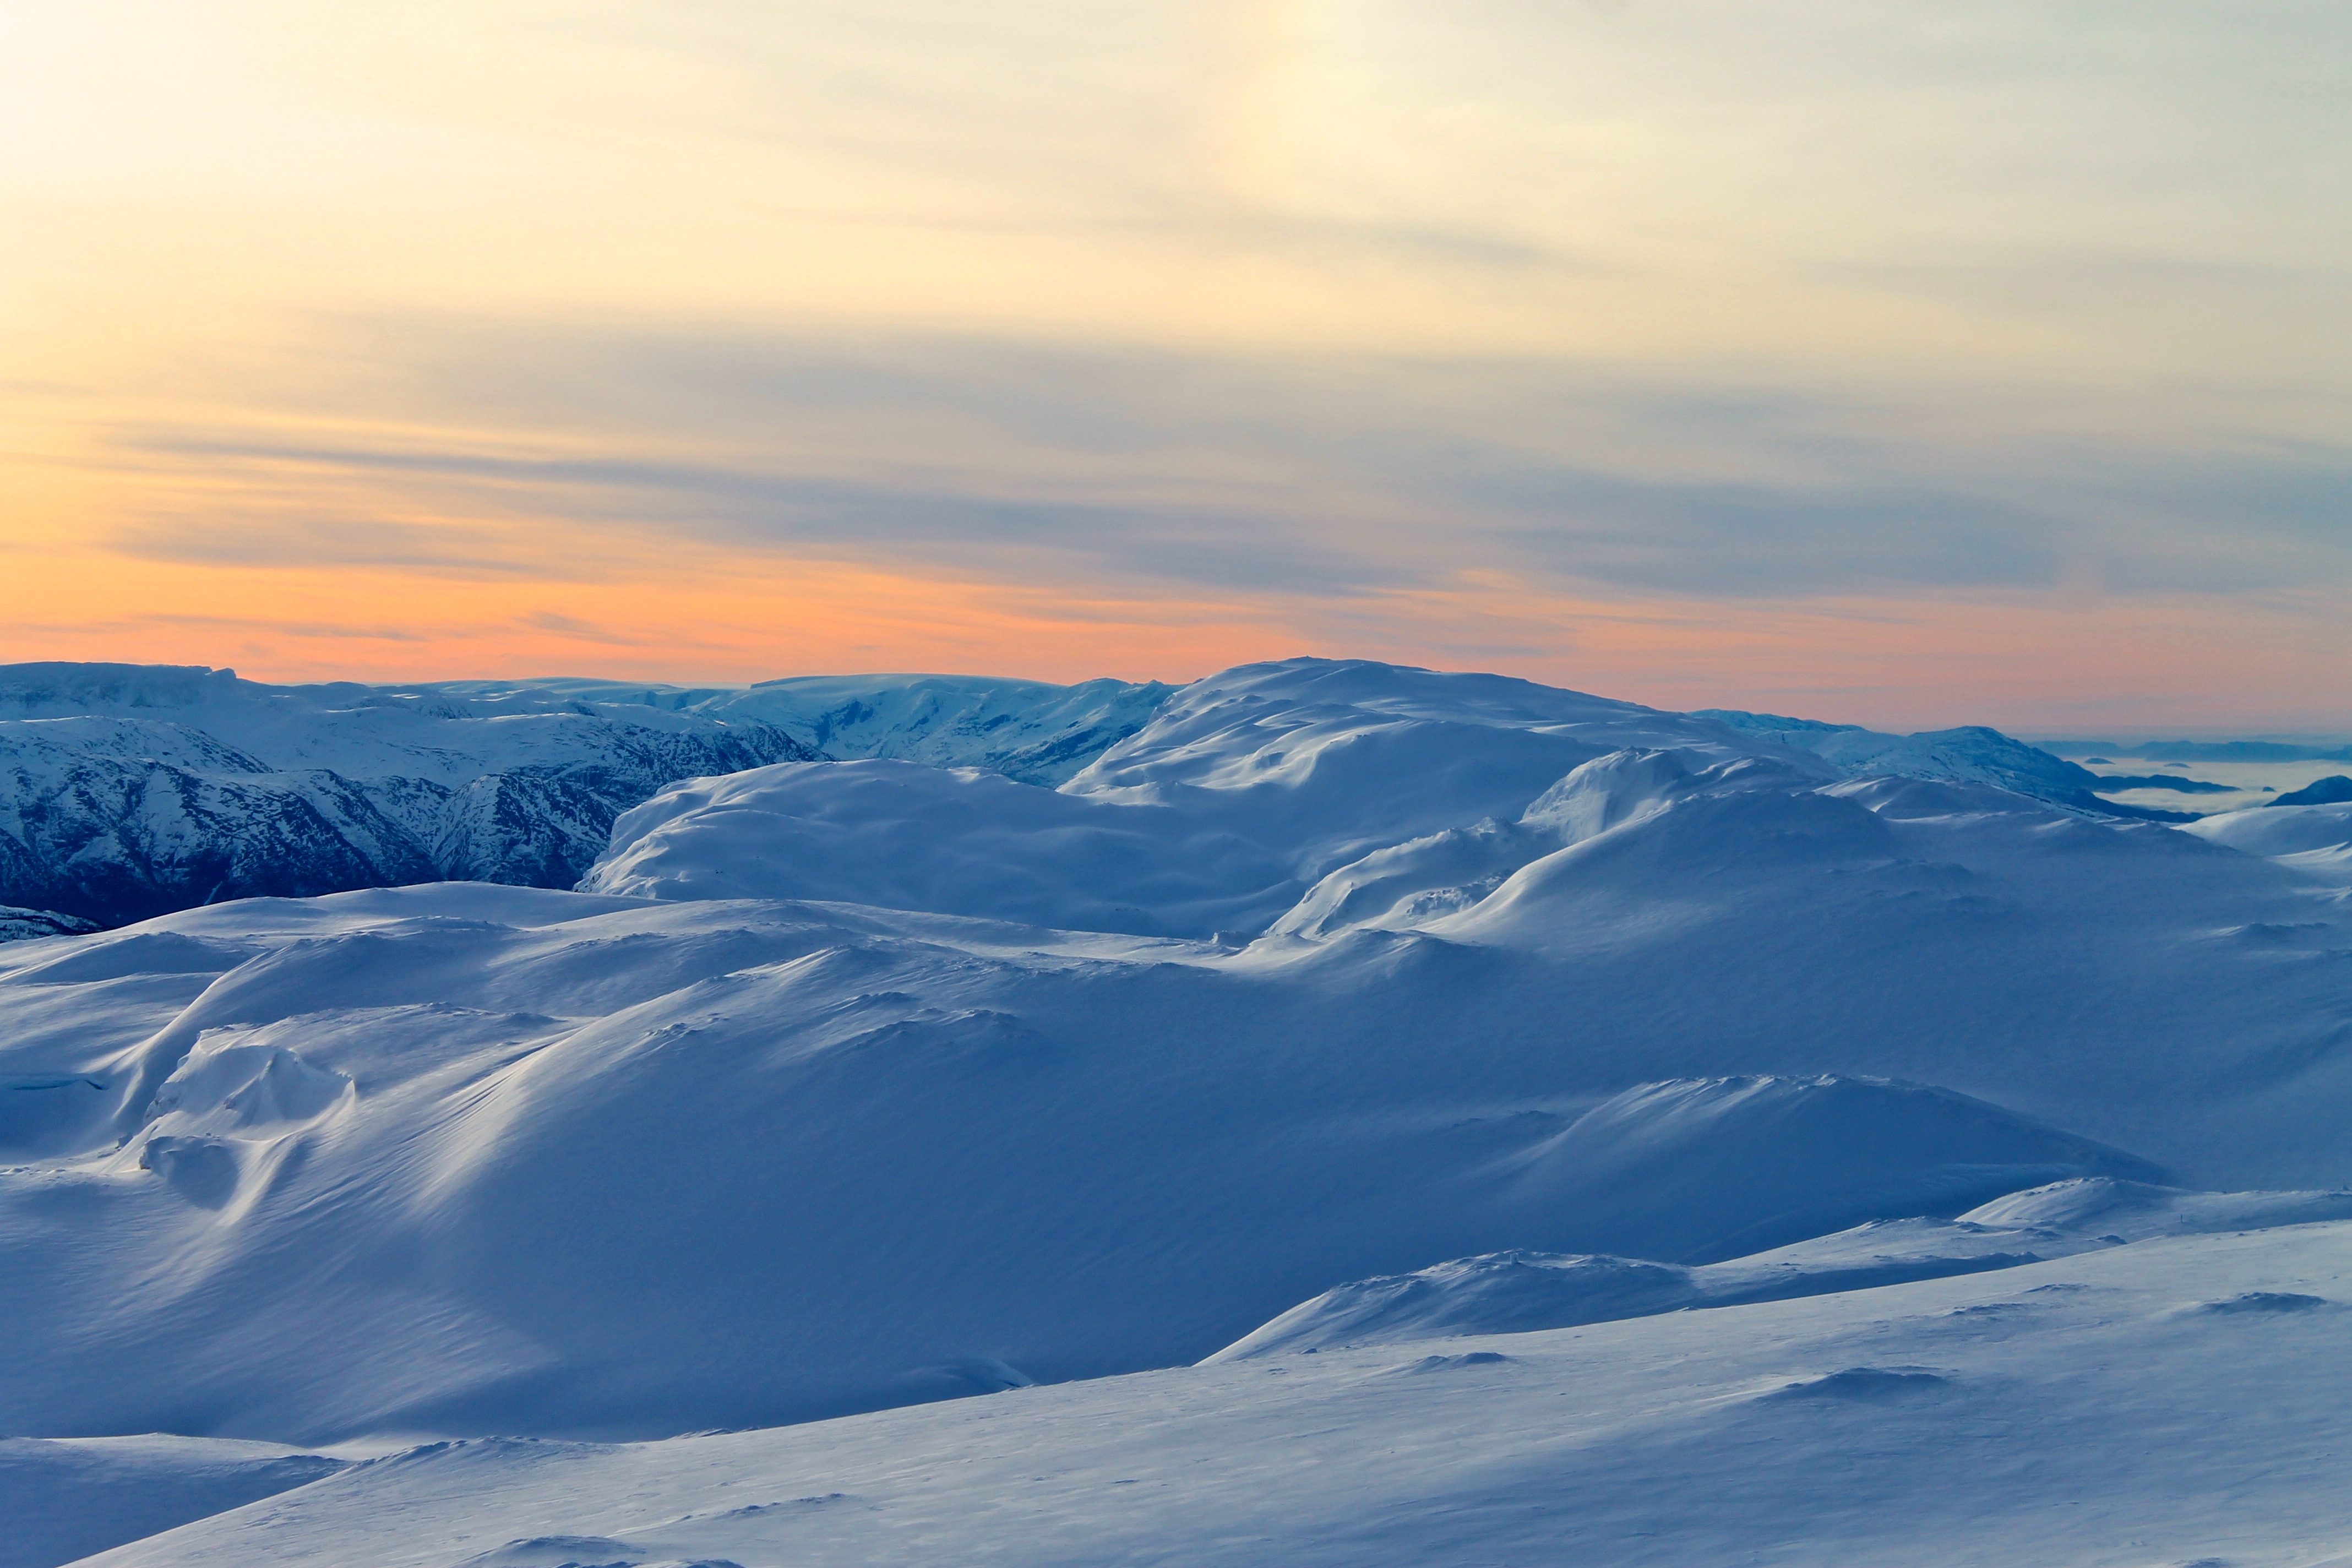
<box><xmin>74</xmin><ymin>1220</ymin><xmax>2352</xmax><ymax>1568</ymax></box>
<box><xmin>0</xmin><ymin>1437</ymin><xmax>342</xmax><ymax>1568</ymax></box>
<box><xmin>585</xmin><ymin>659</ymin><xmax>1827</xmax><ymax>935</ymax></box>
<box><xmin>458</xmin><ymin>672</ymin><xmax>1175</xmax><ymax>786</ymax></box>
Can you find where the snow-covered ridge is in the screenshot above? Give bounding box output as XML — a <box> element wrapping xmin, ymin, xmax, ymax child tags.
<box><xmin>583</xmin><ymin>660</ymin><xmax>1834</xmax><ymax>936</ymax></box>
<box><xmin>3</xmin><ymin>657</ymin><xmax>2195</xmax><ymax>938</ymax></box>
<box><xmin>1203</xmin><ymin>1176</ymin><xmax>2352</xmax><ymax>1359</ymax></box>
<box><xmin>445</xmin><ymin>671</ymin><xmax>1177</xmax><ymax>785</ymax></box>
<box><xmin>1697</xmin><ymin>707</ymin><xmax>2197</xmax><ymax>819</ymax></box>
<box><xmin>587</xmin><ymin>658</ymin><xmax>2318</xmax><ymax>945</ymax></box>
<box><xmin>2181</xmin><ymin>798</ymin><xmax>2352</xmax><ymax>883</ymax></box>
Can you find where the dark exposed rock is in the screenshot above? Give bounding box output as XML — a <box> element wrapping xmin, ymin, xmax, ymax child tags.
<box><xmin>2268</xmin><ymin>775</ymin><xmax>2352</xmax><ymax>807</ymax></box>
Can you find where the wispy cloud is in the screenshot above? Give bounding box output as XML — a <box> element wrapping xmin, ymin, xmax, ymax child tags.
<box><xmin>4</xmin><ymin>1</ymin><xmax>2349</xmax><ymax>725</ymax></box>
<box><xmin>517</xmin><ymin>609</ymin><xmax>728</xmax><ymax>650</ymax></box>
<box><xmin>107</xmin><ymin>515</ymin><xmax>562</xmax><ymax>580</ymax></box>
<box><xmin>108</xmin><ymin>326</ymin><xmax>2352</xmax><ymax>606</ymax></box>
<box><xmin>140</xmin><ymin>613</ymin><xmax>432</xmax><ymax>643</ymax></box>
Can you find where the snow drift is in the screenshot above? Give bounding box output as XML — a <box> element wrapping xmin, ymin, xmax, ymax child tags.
<box><xmin>1204</xmin><ymin>1176</ymin><xmax>2352</xmax><ymax>1359</ymax></box>
<box><xmin>2185</xmin><ymin>798</ymin><xmax>2352</xmax><ymax>857</ymax></box>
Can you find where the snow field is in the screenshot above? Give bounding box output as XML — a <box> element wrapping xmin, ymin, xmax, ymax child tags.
<box><xmin>0</xmin><ymin>1436</ymin><xmax>343</xmax><ymax>1568</ymax></box>
<box><xmin>73</xmin><ymin>1220</ymin><xmax>2352</xmax><ymax>1568</ymax></box>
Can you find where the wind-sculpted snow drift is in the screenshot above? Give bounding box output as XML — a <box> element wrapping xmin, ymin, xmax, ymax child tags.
<box><xmin>2185</xmin><ymin>796</ymin><xmax>2352</xmax><ymax>881</ymax></box>
<box><xmin>1204</xmin><ymin>1177</ymin><xmax>2352</xmax><ymax>1359</ymax></box>
<box><xmin>6</xmin><ymin>657</ymin><xmax>2352</xmax><ymax>1565</ymax></box>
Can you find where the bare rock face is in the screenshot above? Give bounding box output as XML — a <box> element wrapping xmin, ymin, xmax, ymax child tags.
<box><xmin>0</xmin><ymin>905</ymin><xmax>101</xmax><ymax>944</ymax></box>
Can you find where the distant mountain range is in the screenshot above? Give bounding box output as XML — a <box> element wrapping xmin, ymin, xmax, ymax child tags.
<box><xmin>0</xmin><ymin>663</ymin><xmax>1169</xmax><ymax>929</ymax></box>
<box><xmin>2037</xmin><ymin>737</ymin><xmax>2352</xmax><ymax>764</ymax></box>
<box><xmin>3</xmin><ymin>662</ymin><xmax>2248</xmax><ymax>936</ymax></box>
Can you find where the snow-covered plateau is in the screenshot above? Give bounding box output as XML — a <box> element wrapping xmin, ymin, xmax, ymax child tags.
<box><xmin>4</xmin><ymin>657</ymin><xmax>2351</xmax><ymax>1566</ymax></box>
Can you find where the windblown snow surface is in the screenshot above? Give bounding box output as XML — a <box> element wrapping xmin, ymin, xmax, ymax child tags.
<box><xmin>2186</xmin><ymin>799</ymin><xmax>2352</xmax><ymax>882</ymax></box>
<box><xmin>7</xmin><ymin>658</ymin><xmax>2352</xmax><ymax>1566</ymax></box>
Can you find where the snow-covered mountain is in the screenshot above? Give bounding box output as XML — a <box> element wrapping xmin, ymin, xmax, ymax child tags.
<box><xmin>7</xmin><ymin>656</ymin><xmax>2350</xmax><ymax>1565</ymax></box>
<box><xmin>449</xmin><ymin>671</ymin><xmax>1176</xmax><ymax>786</ymax></box>
<box><xmin>2272</xmin><ymin>772</ymin><xmax>2352</xmax><ymax>805</ymax></box>
<box><xmin>582</xmin><ymin>660</ymin><xmax>1814</xmax><ymax>937</ymax></box>
<box><xmin>2183</xmin><ymin>796</ymin><xmax>2352</xmax><ymax>883</ymax></box>
<box><xmin>0</xmin><ymin>906</ymin><xmax>99</xmax><ymax>943</ymax></box>
<box><xmin>0</xmin><ymin>665</ymin><xmax>1168</xmax><ymax>932</ymax></box>
<box><xmin>0</xmin><ymin>660</ymin><xmax>2174</xmax><ymax>940</ymax></box>
<box><xmin>1696</xmin><ymin>707</ymin><xmax>2197</xmax><ymax>819</ymax></box>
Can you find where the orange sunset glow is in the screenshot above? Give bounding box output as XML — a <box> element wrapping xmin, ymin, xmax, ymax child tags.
<box><xmin>5</xmin><ymin>2</ymin><xmax>2347</xmax><ymax>731</ymax></box>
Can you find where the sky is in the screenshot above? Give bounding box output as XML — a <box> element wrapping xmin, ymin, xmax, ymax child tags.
<box><xmin>3</xmin><ymin>1</ymin><xmax>2346</xmax><ymax>733</ymax></box>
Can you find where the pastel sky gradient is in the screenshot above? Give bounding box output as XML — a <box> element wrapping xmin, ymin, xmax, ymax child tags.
<box><xmin>4</xmin><ymin>2</ymin><xmax>2346</xmax><ymax>731</ymax></box>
